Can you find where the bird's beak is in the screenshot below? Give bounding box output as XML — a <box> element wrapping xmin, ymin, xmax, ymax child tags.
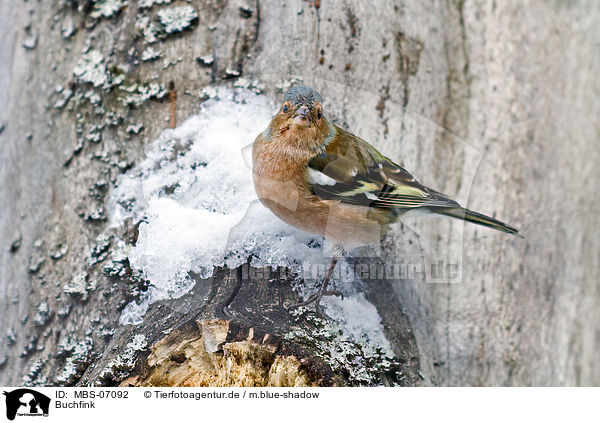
<box><xmin>292</xmin><ymin>105</ymin><xmax>311</xmax><ymax>127</ymax></box>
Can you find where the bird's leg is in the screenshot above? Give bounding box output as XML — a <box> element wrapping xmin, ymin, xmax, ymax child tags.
<box><xmin>290</xmin><ymin>257</ymin><xmax>343</xmax><ymax>314</ymax></box>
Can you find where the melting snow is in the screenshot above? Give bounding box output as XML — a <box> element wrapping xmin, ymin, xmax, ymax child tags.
<box><xmin>107</xmin><ymin>87</ymin><xmax>393</xmax><ymax>353</ymax></box>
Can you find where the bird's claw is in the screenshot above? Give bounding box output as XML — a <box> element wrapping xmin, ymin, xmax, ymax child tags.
<box><xmin>288</xmin><ymin>257</ymin><xmax>341</xmax><ymax>316</ymax></box>
<box><xmin>288</xmin><ymin>289</ymin><xmax>344</xmax><ymax>315</ymax></box>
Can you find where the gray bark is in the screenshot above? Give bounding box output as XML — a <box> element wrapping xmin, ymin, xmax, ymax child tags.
<box><xmin>1</xmin><ymin>0</ymin><xmax>599</xmax><ymax>386</ymax></box>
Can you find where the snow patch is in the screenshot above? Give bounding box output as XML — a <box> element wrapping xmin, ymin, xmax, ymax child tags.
<box><xmin>107</xmin><ymin>87</ymin><xmax>393</xmax><ymax>354</ymax></box>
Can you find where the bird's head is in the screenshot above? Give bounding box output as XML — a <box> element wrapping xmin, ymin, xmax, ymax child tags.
<box><xmin>269</xmin><ymin>86</ymin><xmax>332</xmax><ymax>149</ymax></box>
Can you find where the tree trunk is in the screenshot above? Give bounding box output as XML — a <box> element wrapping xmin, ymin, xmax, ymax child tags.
<box><xmin>1</xmin><ymin>0</ymin><xmax>599</xmax><ymax>386</ymax></box>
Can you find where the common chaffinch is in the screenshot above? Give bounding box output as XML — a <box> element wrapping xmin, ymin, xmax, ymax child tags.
<box><xmin>252</xmin><ymin>85</ymin><xmax>519</xmax><ymax>311</ymax></box>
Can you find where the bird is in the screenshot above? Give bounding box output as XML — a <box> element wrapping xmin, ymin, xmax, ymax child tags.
<box><xmin>252</xmin><ymin>85</ymin><xmax>520</xmax><ymax>312</ymax></box>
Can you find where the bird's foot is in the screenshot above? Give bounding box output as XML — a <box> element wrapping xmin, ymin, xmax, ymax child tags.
<box><xmin>288</xmin><ymin>289</ymin><xmax>343</xmax><ymax>315</ymax></box>
<box><xmin>289</xmin><ymin>257</ymin><xmax>341</xmax><ymax>316</ymax></box>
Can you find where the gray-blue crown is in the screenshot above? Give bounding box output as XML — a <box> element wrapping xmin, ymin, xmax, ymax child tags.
<box><xmin>283</xmin><ymin>86</ymin><xmax>323</xmax><ymax>106</ymax></box>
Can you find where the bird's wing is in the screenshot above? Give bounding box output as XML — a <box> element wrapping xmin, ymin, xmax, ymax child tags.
<box><xmin>307</xmin><ymin>127</ymin><xmax>461</xmax><ymax>210</ymax></box>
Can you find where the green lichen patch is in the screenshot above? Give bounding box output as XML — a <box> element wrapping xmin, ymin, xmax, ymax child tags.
<box><xmin>138</xmin><ymin>0</ymin><xmax>172</xmax><ymax>10</ymax></box>
<box><xmin>119</xmin><ymin>82</ymin><xmax>166</xmax><ymax>106</ymax></box>
<box><xmin>96</xmin><ymin>334</ymin><xmax>148</xmax><ymax>385</ymax></box>
<box><xmin>73</xmin><ymin>50</ymin><xmax>110</xmax><ymax>88</ymax></box>
<box><xmin>141</xmin><ymin>47</ymin><xmax>161</xmax><ymax>61</ymax></box>
<box><xmin>22</xmin><ymin>358</ymin><xmax>48</xmax><ymax>386</ymax></box>
<box><xmin>64</xmin><ymin>272</ymin><xmax>97</xmax><ymax>301</ymax></box>
<box><xmin>90</xmin><ymin>0</ymin><xmax>128</xmax><ymax>20</ymax></box>
<box><xmin>285</xmin><ymin>311</ymin><xmax>406</xmax><ymax>386</ymax></box>
<box><xmin>56</xmin><ymin>337</ymin><xmax>95</xmax><ymax>385</ymax></box>
<box><xmin>157</xmin><ymin>5</ymin><xmax>198</xmax><ymax>34</ymax></box>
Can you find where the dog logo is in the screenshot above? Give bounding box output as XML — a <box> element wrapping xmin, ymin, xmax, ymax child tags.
<box><xmin>3</xmin><ymin>389</ymin><xmax>50</xmax><ymax>420</ymax></box>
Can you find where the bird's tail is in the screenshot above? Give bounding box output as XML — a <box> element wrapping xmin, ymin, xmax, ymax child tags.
<box><xmin>435</xmin><ymin>207</ymin><xmax>522</xmax><ymax>237</ymax></box>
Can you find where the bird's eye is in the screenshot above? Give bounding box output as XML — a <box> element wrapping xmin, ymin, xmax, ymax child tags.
<box><xmin>317</xmin><ymin>110</ymin><xmax>322</xmax><ymax>119</ymax></box>
<box><xmin>282</xmin><ymin>104</ymin><xmax>289</xmax><ymax>113</ymax></box>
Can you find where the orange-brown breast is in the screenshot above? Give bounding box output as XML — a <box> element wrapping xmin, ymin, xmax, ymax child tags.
<box><xmin>252</xmin><ymin>132</ymin><xmax>390</xmax><ymax>248</ymax></box>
